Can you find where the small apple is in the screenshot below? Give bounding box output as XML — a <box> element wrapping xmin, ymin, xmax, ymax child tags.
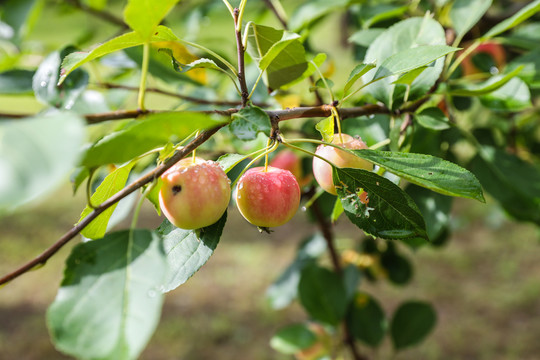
<box><xmin>312</xmin><ymin>133</ymin><xmax>372</xmax><ymax>195</ymax></box>
<box><xmin>235</xmin><ymin>166</ymin><xmax>300</xmax><ymax>228</ymax></box>
<box><xmin>460</xmin><ymin>41</ymin><xmax>506</xmax><ymax>76</ymax></box>
<box><xmin>270</xmin><ymin>150</ymin><xmax>311</xmax><ymax>187</ymax></box>
<box><xmin>159</xmin><ymin>157</ymin><xmax>231</xmax><ymax>229</ymax></box>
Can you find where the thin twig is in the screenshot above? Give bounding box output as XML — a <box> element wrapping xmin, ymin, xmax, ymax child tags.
<box><xmin>66</xmin><ymin>0</ymin><xmax>129</xmax><ymax>29</ymax></box>
<box><xmin>99</xmin><ymin>83</ymin><xmax>267</xmax><ymax>107</ymax></box>
<box><xmin>309</xmin><ymin>190</ymin><xmax>368</xmax><ymax>360</ymax></box>
<box><xmin>262</xmin><ymin>0</ymin><xmax>288</xmax><ymax>29</ymax></box>
<box><xmin>233</xmin><ymin>8</ymin><xmax>250</xmax><ymax>107</ymax></box>
<box><xmin>0</xmin><ymin>125</ymin><xmax>225</xmax><ymax>286</ymax></box>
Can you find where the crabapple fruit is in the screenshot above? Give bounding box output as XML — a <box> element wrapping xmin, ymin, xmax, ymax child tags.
<box><xmin>270</xmin><ymin>150</ymin><xmax>311</xmax><ymax>187</ymax></box>
<box><xmin>235</xmin><ymin>166</ymin><xmax>300</xmax><ymax>228</ymax></box>
<box><xmin>159</xmin><ymin>157</ymin><xmax>231</xmax><ymax>230</ymax></box>
<box><xmin>312</xmin><ymin>133</ymin><xmax>372</xmax><ymax>195</ymax></box>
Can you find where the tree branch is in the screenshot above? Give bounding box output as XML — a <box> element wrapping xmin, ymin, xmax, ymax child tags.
<box><xmin>66</xmin><ymin>0</ymin><xmax>129</xmax><ymax>29</ymax></box>
<box><xmin>309</xmin><ymin>190</ymin><xmax>368</xmax><ymax>360</ymax></box>
<box><xmin>99</xmin><ymin>83</ymin><xmax>268</xmax><ymax>107</ymax></box>
<box><xmin>0</xmin><ymin>125</ymin><xmax>225</xmax><ymax>286</ymax></box>
<box><xmin>233</xmin><ymin>8</ymin><xmax>250</xmax><ymax>107</ymax></box>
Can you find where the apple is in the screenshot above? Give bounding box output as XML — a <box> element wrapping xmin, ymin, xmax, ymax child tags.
<box><xmin>460</xmin><ymin>41</ymin><xmax>506</xmax><ymax>76</ymax></box>
<box><xmin>235</xmin><ymin>166</ymin><xmax>300</xmax><ymax>228</ymax></box>
<box><xmin>269</xmin><ymin>150</ymin><xmax>311</xmax><ymax>187</ymax></box>
<box><xmin>159</xmin><ymin>157</ymin><xmax>231</xmax><ymax>229</ymax></box>
<box><xmin>312</xmin><ymin>133</ymin><xmax>372</xmax><ymax>195</ymax></box>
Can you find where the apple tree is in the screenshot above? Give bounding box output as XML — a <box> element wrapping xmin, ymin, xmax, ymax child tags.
<box><xmin>1</xmin><ymin>0</ymin><xmax>540</xmax><ymax>359</ymax></box>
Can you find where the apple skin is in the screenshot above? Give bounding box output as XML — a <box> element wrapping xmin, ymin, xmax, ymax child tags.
<box><xmin>159</xmin><ymin>157</ymin><xmax>231</xmax><ymax>230</ymax></box>
<box><xmin>312</xmin><ymin>133</ymin><xmax>372</xmax><ymax>195</ymax></box>
<box><xmin>460</xmin><ymin>41</ymin><xmax>506</xmax><ymax>76</ymax></box>
<box><xmin>236</xmin><ymin>166</ymin><xmax>300</xmax><ymax>228</ymax></box>
<box><xmin>269</xmin><ymin>150</ymin><xmax>311</xmax><ymax>187</ymax></box>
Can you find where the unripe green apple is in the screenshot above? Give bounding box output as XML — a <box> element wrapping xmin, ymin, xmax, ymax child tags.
<box><xmin>236</xmin><ymin>166</ymin><xmax>300</xmax><ymax>228</ymax></box>
<box><xmin>269</xmin><ymin>150</ymin><xmax>311</xmax><ymax>187</ymax></box>
<box><xmin>312</xmin><ymin>133</ymin><xmax>372</xmax><ymax>195</ymax></box>
<box><xmin>159</xmin><ymin>157</ymin><xmax>231</xmax><ymax>230</ymax></box>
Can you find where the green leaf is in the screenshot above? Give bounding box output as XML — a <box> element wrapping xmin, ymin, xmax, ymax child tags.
<box><xmin>282</xmin><ymin>53</ymin><xmax>327</xmax><ymax>90</ymax></box>
<box><xmin>331</xmin><ymin>197</ymin><xmax>344</xmax><ymax>223</ymax></box>
<box><xmin>380</xmin><ymin>245</ymin><xmax>413</xmax><ymax>285</ymax></box>
<box><xmin>470</xmin><ymin>146</ymin><xmax>540</xmax><ymax>225</ymax></box>
<box><xmin>390</xmin><ymin>301</ymin><xmax>437</xmax><ymax>350</ymax></box>
<box><xmin>450</xmin><ymin>0</ymin><xmax>492</xmax><ymax>39</ymax></box>
<box><xmin>406</xmin><ymin>184</ymin><xmax>452</xmax><ymax>243</ymax></box>
<box><xmin>33</xmin><ymin>48</ymin><xmax>89</xmax><ymax>108</ymax></box>
<box><xmin>229</xmin><ymin>105</ymin><xmax>271</xmax><ymax>141</ymax></box>
<box><xmin>351</xmin><ymin>149</ymin><xmax>485</xmax><ymax>202</ymax></box>
<box><xmin>288</xmin><ymin>0</ymin><xmax>350</xmax><ymax>31</ymax></box>
<box><xmin>334</xmin><ymin>167</ymin><xmax>428</xmax><ymax>241</ymax></box>
<box><xmin>360</xmin><ymin>4</ymin><xmax>409</xmax><ymax>29</ymax></box>
<box><xmin>315</xmin><ymin>116</ymin><xmax>334</xmax><ymax>143</ymax></box>
<box><xmin>266</xmin><ymin>233</ymin><xmax>326</xmax><ymax>310</ymax></box>
<box><xmin>270</xmin><ymin>324</ymin><xmax>317</xmax><ymax>354</ymax></box>
<box><xmin>78</xmin><ymin>162</ymin><xmax>136</xmax><ymax>239</ymax></box>
<box><xmin>348</xmin><ymin>28</ymin><xmax>385</xmax><ymax>47</ymax></box>
<box><xmin>123</xmin><ymin>0</ymin><xmax>179</xmax><ymax>40</ymax></box>
<box><xmin>47</xmin><ymin>230</ymin><xmax>167</xmax><ymax>360</ymax></box>
<box><xmin>482</xmin><ymin>0</ymin><xmax>540</xmax><ymax>40</ymax></box>
<box><xmin>1</xmin><ymin>0</ymin><xmax>43</xmax><ymax>44</ymax></box>
<box><xmin>145</xmin><ymin>178</ymin><xmax>163</xmax><ymax>216</ymax></box>
<box><xmin>0</xmin><ymin>69</ymin><xmax>34</xmax><ymax>94</ymax></box>
<box><xmin>246</xmin><ymin>23</ymin><xmax>308</xmax><ymax>90</ymax></box>
<box><xmin>392</xmin><ymin>66</ymin><xmax>428</xmax><ymax>86</ymax></box>
<box><xmin>158</xmin><ymin>212</ymin><xmax>227</xmax><ymax>292</ymax></box>
<box><xmin>216</xmin><ymin>153</ymin><xmax>248</xmax><ymax>173</ymax></box>
<box><xmin>82</xmin><ymin>111</ymin><xmax>223</xmax><ymax>167</ymax></box>
<box><xmin>348</xmin><ymin>292</ymin><xmax>387</xmax><ymax>347</ymax></box>
<box><xmin>507</xmin><ymin>48</ymin><xmax>540</xmax><ymax>88</ymax></box>
<box><xmin>0</xmin><ymin>113</ymin><xmax>85</xmax><ymax>213</ymax></box>
<box><xmin>298</xmin><ymin>264</ymin><xmax>348</xmax><ymax>326</ymax></box>
<box><xmin>449</xmin><ymin>65</ymin><xmax>524</xmax><ymax>96</ymax></box>
<box><xmin>363</xmin><ymin>17</ymin><xmax>448</xmax><ymax>109</ymax></box>
<box><xmin>344</xmin><ymin>63</ymin><xmax>376</xmax><ymax>94</ymax></box>
<box><xmin>479</xmin><ymin>77</ymin><xmax>532</xmax><ymax>111</ymax></box>
<box><xmin>59</xmin><ymin>26</ymin><xmax>178</xmax><ymax>84</ymax></box>
<box><xmin>414</xmin><ymin>107</ymin><xmax>450</xmax><ymax>130</ymax></box>
<box><xmin>372</xmin><ymin>45</ymin><xmax>460</xmax><ymax>81</ymax></box>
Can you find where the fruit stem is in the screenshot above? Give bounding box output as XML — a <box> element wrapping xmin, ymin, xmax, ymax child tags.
<box><xmin>331</xmin><ymin>106</ymin><xmax>344</xmax><ymax>143</ymax></box>
<box><xmin>230</xmin><ymin>140</ymin><xmax>278</xmax><ymax>188</ymax></box>
<box><xmin>264</xmin><ymin>137</ymin><xmax>272</xmax><ymax>172</ymax></box>
<box><xmin>192</xmin><ymin>130</ymin><xmax>200</xmax><ymax>163</ymax></box>
<box><xmin>302</xmin><ymin>187</ymin><xmax>325</xmax><ymax>211</ymax></box>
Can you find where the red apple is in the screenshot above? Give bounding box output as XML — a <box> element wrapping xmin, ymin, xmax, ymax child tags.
<box><xmin>159</xmin><ymin>157</ymin><xmax>231</xmax><ymax>229</ymax></box>
<box><xmin>270</xmin><ymin>150</ymin><xmax>311</xmax><ymax>187</ymax></box>
<box><xmin>312</xmin><ymin>133</ymin><xmax>372</xmax><ymax>195</ymax></box>
<box><xmin>235</xmin><ymin>166</ymin><xmax>300</xmax><ymax>228</ymax></box>
<box><xmin>460</xmin><ymin>41</ymin><xmax>506</xmax><ymax>76</ymax></box>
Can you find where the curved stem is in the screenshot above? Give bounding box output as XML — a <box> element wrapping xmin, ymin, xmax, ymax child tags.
<box><xmin>177</xmin><ymin>38</ymin><xmax>238</xmax><ymax>76</ymax></box>
<box><xmin>230</xmin><ymin>140</ymin><xmax>279</xmax><ymax>188</ymax></box>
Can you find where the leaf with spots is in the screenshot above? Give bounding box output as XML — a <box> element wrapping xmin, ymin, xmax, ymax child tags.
<box><xmin>334</xmin><ymin>167</ymin><xmax>427</xmax><ymax>241</ymax></box>
<box><xmin>351</xmin><ymin>150</ymin><xmax>484</xmax><ymax>202</ymax></box>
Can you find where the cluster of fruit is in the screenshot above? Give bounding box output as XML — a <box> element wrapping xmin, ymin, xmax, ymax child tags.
<box><xmin>159</xmin><ymin>133</ymin><xmax>373</xmax><ymax>230</ymax></box>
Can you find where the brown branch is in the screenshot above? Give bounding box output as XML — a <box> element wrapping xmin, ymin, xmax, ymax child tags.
<box><xmin>309</xmin><ymin>190</ymin><xmax>368</xmax><ymax>360</ymax></box>
<box><xmin>66</xmin><ymin>0</ymin><xmax>129</xmax><ymax>29</ymax></box>
<box><xmin>0</xmin><ymin>103</ymin><xmax>391</xmax><ymax>124</ymax></box>
<box><xmin>233</xmin><ymin>9</ymin><xmax>250</xmax><ymax>107</ymax></box>
<box><xmin>262</xmin><ymin>0</ymin><xmax>288</xmax><ymax>29</ymax></box>
<box><xmin>0</xmin><ymin>125</ymin><xmax>225</xmax><ymax>286</ymax></box>
<box><xmin>99</xmin><ymin>83</ymin><xmax>261</xmax><ymax>107</ymax></box>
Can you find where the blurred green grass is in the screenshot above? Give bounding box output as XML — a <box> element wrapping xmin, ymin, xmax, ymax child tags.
<box><xmin>1</xmin><ymin>186</ymin><xmax>540</xmax><ymax>360</ymax></box>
